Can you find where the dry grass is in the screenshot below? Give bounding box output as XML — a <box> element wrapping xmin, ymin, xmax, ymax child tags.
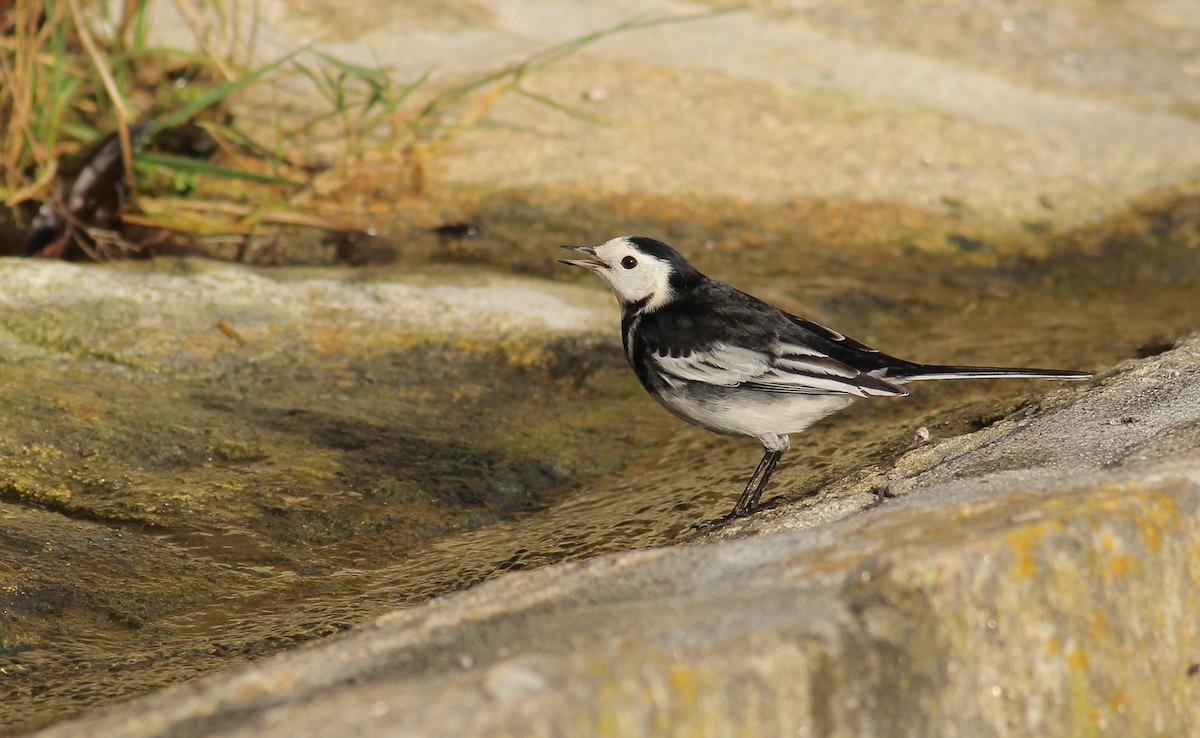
<box><xmin>0</xmin><ymin>1</ymin><xmax>726</xmax><ymax>252</ymax></box>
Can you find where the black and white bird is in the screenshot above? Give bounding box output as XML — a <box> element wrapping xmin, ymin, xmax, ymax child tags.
<box><xmin>561</xmin><ymin>236</ymin><xmax>1090</xmax><ymax>526</ymax></box>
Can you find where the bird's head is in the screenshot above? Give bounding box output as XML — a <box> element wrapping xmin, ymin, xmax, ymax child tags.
<box><xmin>559</xmin><ymin>236</ymin><xmax>701</xmax><ymax>312</ymax></box>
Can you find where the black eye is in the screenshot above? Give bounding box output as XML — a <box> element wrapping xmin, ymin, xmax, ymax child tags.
<box><xmin>621</xmin><ymin>256</ymin><xmax>638</xmax><ymax>269</ymax></box>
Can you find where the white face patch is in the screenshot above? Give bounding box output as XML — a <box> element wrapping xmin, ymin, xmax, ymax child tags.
<box><xmin>590</xmin><ymin>236</ymin><xmax>674</xmax><ymax>311</ymax></box>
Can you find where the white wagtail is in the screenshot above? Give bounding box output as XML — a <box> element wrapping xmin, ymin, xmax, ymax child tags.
<box><xmin>561</xmin><ymin>236</ymin><xmax>1090</xmax><ymax>526</ymax></box>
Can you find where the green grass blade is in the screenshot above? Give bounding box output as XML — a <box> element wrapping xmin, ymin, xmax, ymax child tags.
<box><xmin>309</xmin><ymin>50</ymin><xmax>389</xmax><ymax>87</ymax></box>
<box><xmin>146</xmin><ymin>46</ymin><xmax>312</xmax><ymax>138</ymax></box>
<box><xmin>135</xmin><ymin>152</ymin><xmax>307</xmax><ymax>186</ymax></box>
<box><xmin>193</xmin><ymin>120</ymin><xmax>267</xmax><ymax>154</ymax></box>
<box><xmin>58</xmin><ymin>121</ymin><xmax>103</xmax><ymax>143</ymax></box>
<box><xmin>130</xmin><ymin>0</ymin><xmax>150</xmax><ymax>53</ymax></box>
<box><xmin>110</xmin><ymin>46</ymin><xmax>221</xmax><ymax>66</ymax></box>
<box><xmin>524</xmin><ymin>10</ymin><xmax>736</xmax><ymax>73</ymax></box>
<box><xmin>360</xmin><ymin>66</ymin><xmax>433</xmax><ymax>132</ymax></box>
<box><xmin>37</xmin><ymin>14</ymin><xmax>76</xmax><ymax>154</ymax></box>
<box><xmin>414</xmin><ymin>11</ymin><xmax>732</xmax><ymax>124</ymax></box>
<box><xmin>513</xmin><ymin>87</ymin><xmax>609</xmax><ymax>126</ymax></box>
<box><xmin>290</xmin><ymin>60</ymin><xmax>339</xmax><ymax>106</ymax></box>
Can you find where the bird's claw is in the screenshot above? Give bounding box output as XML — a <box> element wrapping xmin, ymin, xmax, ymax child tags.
<box><xmin>692</xmin><ymin>495</ymin><xmax>784</xmax><ymax>531</ymax></box>
<box><xmin>691</xmin><ymin>511</ymin><xmax>743</xmax><ymax>532</ymax></box>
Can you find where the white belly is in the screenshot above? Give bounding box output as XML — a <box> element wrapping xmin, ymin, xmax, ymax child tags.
<box><xmin>652</xmin><ymin>385</ymin><xmax>856</xmax><ymax>449</ymax></box>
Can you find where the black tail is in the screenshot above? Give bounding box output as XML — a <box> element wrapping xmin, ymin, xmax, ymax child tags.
<box><xmin>887</xmin><ymin>364</ymin><xmax>1091</xmax><ymax>383</ymax></box>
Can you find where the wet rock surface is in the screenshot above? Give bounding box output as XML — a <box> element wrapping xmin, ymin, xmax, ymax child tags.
<box><xmin>6</xmin><ymin>0</ymin><xmax>1200</xmax><ymax>734</ymax></box>
<box><xmin>28</xmin><ymin>336</ymin><xmax>1200</xmax><ymax>738</ymax></box>
<box><xmin>0</xmin><ymin>259</ymin><xmax>641</xmax><ymax>730</ymax></box>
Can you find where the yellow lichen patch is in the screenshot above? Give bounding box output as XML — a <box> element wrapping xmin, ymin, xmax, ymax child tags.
<box><xmin>1005</xmin><ymin>524</ymin><xmax>1051</xmax><ymax>580</ymax></box>
<box><xmin>1087</xmin><ymin>611</ymin><xmax>1111</xmax><ymax>646</ymax></box>
<box><xmin>665</xmin><ymin>665</ymin><xmax>699</xmax><ymax>710</ymax></box>
<box><xmin>1128</xmin><ymin>488</ymin><xmax>1179</xmax><ymax>555</ymax></box>
<box><xmin>4</xmin><ymin>479</ymin><xmax>74</xmax><ymax>506</ymax></box>
<box><xmin>1045</xmin><ymin>634</ymin><xmax>1061</xmax><ymax>657</ymax></box>
<box><xmin>497</xmin><ymin>338</ymin><xmax>560</xmax><ymax>371</ymax></box>
<box><xmin>1104</xmin><ymin>688</ymin><xmax>1129</xmax><ymax>719</ymax></box>
<box><xmin>1065</xmin><ymin>647</ymin><xmax>1101</xmax><ymax>734</ymax></box>
<box><xmin>1001</xmin><ymin>484</ymin><xmax>1186</xmax><ymax>585</ymax></box>
<box><xmin>1134</xmin><ymin>508</ymin><xmax>1166</xmax><ymax>555</ymax></box>
<box><xmin>18</xmin><ymin>443</ymin><xmax>65</xmax><ymax>461</ymax></box>
<box><xmin>586</xmin><ymin>647</ymin><xmax>731</xmax><ymax>738</ymax></box>
<box><xmin>1105</xmin><ymin>554</ymin><xmax>1139</xmax><ymax>579</ymax></box>
<box><xmin>1089</xmin><ymin>484</ymin><xmax>1179</xmax><ymax>554</ymax></box>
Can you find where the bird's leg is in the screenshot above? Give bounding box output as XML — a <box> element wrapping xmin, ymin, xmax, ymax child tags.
<box><xmin>731</xmin><ymin>448</ymin><xmax>782</xmax><ymax>517</ymax></box>
<box><xmin>693</xmin><ymin>447</ymin><xmax>786</xmax><ymax>531</ymax></box>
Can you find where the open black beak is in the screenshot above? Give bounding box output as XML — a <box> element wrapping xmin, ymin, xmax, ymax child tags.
<box><xmin>558</xmin><ymin>245</ymin><xmax>608</xmax><ymax>271</ymax></box>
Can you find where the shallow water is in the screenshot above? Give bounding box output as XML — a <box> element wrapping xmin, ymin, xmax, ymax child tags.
<box><xmin>3</xmin><ymin>194</ymin><xmax>1199</xmax><ymax>734</ymax></box>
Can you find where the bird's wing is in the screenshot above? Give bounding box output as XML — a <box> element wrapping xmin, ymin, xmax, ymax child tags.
<box><xmin>650</xmin><ymin>341</ymin><xmax>906</xmax><ymax>398</ymax></box>
<box><xmin>635</xmin><ymin>280</ymin><xmax>909</xmax><ymax>398</ymax></box>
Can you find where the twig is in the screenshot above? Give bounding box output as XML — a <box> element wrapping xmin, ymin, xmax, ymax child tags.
<box><xmin>65</xmin><ymin>0</ymin><xmax>138</xmax><ymax>201</ymax></box>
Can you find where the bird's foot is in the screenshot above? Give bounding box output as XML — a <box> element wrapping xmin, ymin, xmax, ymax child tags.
<box><xmin>692</xmin><ymin>511</ymin><xmax>743</xmax><ymax>532</ymax></box>
<box><xmin>692</xmin><ymin>495</ymin><xmax>784</xmax><ymax>531</ymax></box>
